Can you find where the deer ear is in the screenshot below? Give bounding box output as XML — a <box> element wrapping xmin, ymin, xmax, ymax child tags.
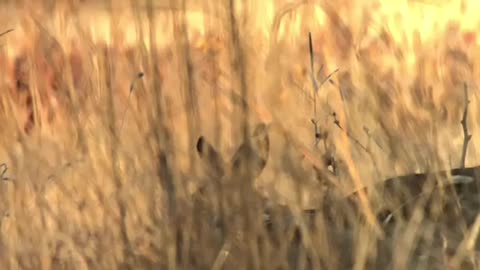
<box><xmin>196</xmin><ymin>136</ymin><xmax>207</xmax><ymax>154</ymax></box>
<box><xmin>196</xmin><ymin>136</ymin><xmax>226</xmax><ymax>179</ymax></box>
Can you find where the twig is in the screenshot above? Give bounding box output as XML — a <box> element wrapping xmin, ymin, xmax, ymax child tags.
<box><xmin>320</xmin><ymin>68</ymin><xmax>339</xmax><ymax>87</ymax></box>
<box><xmin>460</xmin><ymin>83</ymin><xmax>471</xmax><ymax>168</ymax></box>
<box><xmin>308</xmin><ymin>33</ymin><xmax>321</xmax><ymax>146</ymax></box>
<box><xmin>332</xmin><ymin>112</ymin><xmax>368</xmax><ymax>152</ymax></box>
<box><xmin>289</xmin><ymin>75</ymin><xmax>314</xmax><ymax>102</ymax></box>
<box><xmin>332</xmin><ymin>114</ymin><xmax>383</xmax><ymax>180</ymax></box>
<box><xmin>120</xmin><ymin>72</ymin><xmax>144</xmax><ymax>133</ymax></box>
<box><xmin>0</xmin><ymin>163</ymin><xmax>12</xmax><ymax>181</ymax></box>
<box><xmin>308</xmin><ymin>33</ymin><xmax>318</xmax><ymax>116</ymax></box>
<box><xmin>363</xmin><ymin>127</ymin><xmax>383</xmax><ymax>178</ymax></box>
<box><xmin>0</xmin><ymin>29</ymin><xmax>15</xmax><ymax>49</ymax></box>
<box><xmin>0</xmin><ymin>29</ymin><xmax>13</xmax><ymax>38</ymax></box>
<box><xmin>46</xmin><ymin>158</ymin><xmax>85</xmax><ymax>181</ymax></box>
<box><xmin>310</xmin><ymin>119</ymin><xmax>328</xmax><ymax>149</ymax></box>
<box><xmin>363</xmin><ymin>126</ymin><xmax>385</xmax><ymax>151</ymax></box>
<box><xmin>308</xmin><ymin>32</ymin><xmax>338</xmax><ymax>146</ymax></box>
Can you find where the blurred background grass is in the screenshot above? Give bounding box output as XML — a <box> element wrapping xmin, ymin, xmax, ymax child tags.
<box><xmin>0</xmin><ymin>0</ymin><xmax>478</xmax><ymax>269</ymax></box>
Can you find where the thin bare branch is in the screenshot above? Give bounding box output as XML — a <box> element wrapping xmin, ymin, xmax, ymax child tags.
<box><xmin>0</xmin><ymin>29</ymin><xmax>13</xmax><ymax>38</ymax></box>
<box><xmin>460</xmin><ymin>83</ymin><xmax>472</xmax><ymax>168</ymax></box>
<box><xmin>120</xmin><ymin>72</ymin><xmax>144</xmax><ymax>133</ymax></box>
<box><xmin>332</xmin><ymin>112</ymin><xmax>368</xmax><ymax>152</ymax></box>
<box><xmin>0</xmin><ymin>163</ymin><xmax>11</xmax><ymax>181</ymax></box>
<box><xmin>319</xmin><ymin>68</ymin><xmax>339</xmax><ymax>88</ymax></box>
<box><xmin>308</xmin><ymin>33</ymin><xmax>339</xmax><ymax>146</ymax></box>
<box><xmin>308</xmin><ymin>32</ymin><xmax>318</xmax><ymax>114</ymax></box>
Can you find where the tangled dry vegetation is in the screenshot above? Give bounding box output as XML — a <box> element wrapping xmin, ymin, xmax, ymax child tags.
<box><xmin>0</xmin><ymin>0</ymin><xmax>480</xmax><ymax>269</ymax></box>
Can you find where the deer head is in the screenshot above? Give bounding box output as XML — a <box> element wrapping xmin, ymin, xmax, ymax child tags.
<box><xmin>196</xmin><ymin>122</ymin><xmax>271</xmax><ymax>186</ymax></box>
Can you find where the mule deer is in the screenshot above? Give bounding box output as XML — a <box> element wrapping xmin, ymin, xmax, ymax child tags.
<box><xmin>196</xmin><ymin>122</ymin><xmax>270</xmax><ymax>183</ymax></box>
<box><xmin>194</xmin><ymin>122</ymin><xmax>273</xmax><ymax>222</ymax></box>
<box><xmin>192</xmin><ymin>122</ymin><xmax>362</xmax><ymax>269</ymax></box>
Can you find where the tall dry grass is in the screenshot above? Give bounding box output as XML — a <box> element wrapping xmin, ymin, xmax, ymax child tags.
<box><xmin>0</xmin><ymin>0</ymin><xmax>478</xmax><ymax>269</ymax></box>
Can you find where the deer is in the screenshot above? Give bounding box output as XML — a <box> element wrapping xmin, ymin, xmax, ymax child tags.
<box><xmin>193</xmin><ymin>118</ymin><xmax>480</xmax><ymax>267</ymax></box>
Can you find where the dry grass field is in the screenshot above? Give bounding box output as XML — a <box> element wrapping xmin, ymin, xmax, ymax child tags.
<box><xmin>0</xmin><ymin>0</ymin><xmax>480</xmax><ymax>269</ymax></box>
